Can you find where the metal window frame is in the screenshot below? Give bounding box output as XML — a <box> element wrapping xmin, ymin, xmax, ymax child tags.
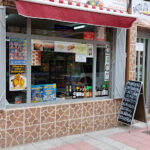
<box><xmin>5</xmin><ymin>17</ymin><xmax>113</xmax><ymax>108</ymax></box>
<box><xmin>0</xmin><ymin>6</ymin><xmax>6</xmax><ymax>110</ymax></box>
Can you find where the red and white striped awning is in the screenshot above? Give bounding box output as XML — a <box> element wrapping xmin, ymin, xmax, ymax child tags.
<box><xmin>16</xmin><ymin>0</ymin><xmax>137</xmax><ymax>28</ymax></box>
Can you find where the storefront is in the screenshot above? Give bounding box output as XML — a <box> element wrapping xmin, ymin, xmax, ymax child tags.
<box><xmin>0</xmin><ymin>0</ymin><xmax>136</xmax><ymax>148</ymax></box>
<box><xmin>132</xmin><ymin>0</ymin><xmax>150</xmax><ymax>110</ymax></box>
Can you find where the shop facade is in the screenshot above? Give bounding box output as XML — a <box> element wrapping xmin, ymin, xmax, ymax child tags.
<box><xmin>131</xmin><ymin>0</ymin><xmax>150</xmax><ymax>110</ymax></box>
<box><xmin>0</xmin><ymin>0</ymin><xmax>136</xmax><ymax>148</ymax></box>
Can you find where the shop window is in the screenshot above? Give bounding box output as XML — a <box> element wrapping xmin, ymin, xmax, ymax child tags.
<box><xmin>96</xmin><ymin>46</ymin><xmax>110</xmax><ymax>97</ymax></box>
<box><xmin>31</xmin><ymin>40</ymin><xmax>93</xmax><ymax>102</ymax></box>
<box><xmin>6</xmin><ymin>9</ymin><xmax>27</xmax><ymax>33</ymax></box>
<box><xmin>31</xmin><ymin>19</ymin><xmax>95</xmax><ymax>40</ymax></box>
<box><xmin>6</xmin><ymin>38</ymin><xmax>27</xmax><ymax>104</ymax></box>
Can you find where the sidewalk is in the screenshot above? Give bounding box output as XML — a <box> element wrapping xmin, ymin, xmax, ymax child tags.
<box><xmin>1</xmin><ymin>122</ymin><xmax>149</xmax><ymax>150</ymax></box>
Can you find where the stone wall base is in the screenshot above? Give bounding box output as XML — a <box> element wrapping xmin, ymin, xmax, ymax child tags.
<box><xmin>0</xmin><ymin>99</ymin><xmax>122</xmax><ymax>148</ymax></box>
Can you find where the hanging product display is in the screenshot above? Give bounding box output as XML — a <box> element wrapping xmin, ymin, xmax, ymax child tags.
<box><xmin>31</xmin><ymin>83</ymin><xmax>56</xmax><ymax>103</ymax></box>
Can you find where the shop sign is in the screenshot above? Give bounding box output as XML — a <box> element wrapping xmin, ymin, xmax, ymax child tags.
<box><xmin>9</xmin><ymin>65</ymin><xmax>27</xmax><ymax>91</ymax></box>
<box><xmin>31</xmin><ymin>84</ymin><xmax>56</xmax><ymax>103</ymax></box>
<box><xmin>70</xmin><ymin>0</ymin><xmax>127</xmax><ymax>11</ymax></box>
<box><xmin>132</xmin><ymin>0</ymin><xmax>150</xmax><ymax>27</ymax></box>
<box><xmin>75</xmin><ymin>54</ymin><xmax>87</xmax><ymax>62</ymax></box>
<box><xmin>20</xmin><ymin>0</ymin><xmax>127</xmax><ymax>12</ymax></box>
<box><xmin>9</xmin><ymin>38</ymin><xmax>27</xmax><ymax>65</ymax></box>
<box><xmin>136</xmin><ymin>42</ymin><xmax>144</xmax><ymax>51</ymax></box>
<box><xmin>83</xmin><ymin>32</ymin><xmax>94</xmax><ymax>40</ymax></box>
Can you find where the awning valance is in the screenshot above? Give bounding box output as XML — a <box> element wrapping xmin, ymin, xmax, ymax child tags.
<box><xmin>16</xmin><ymin>0</ymin><xmax>136</xmax><ymax>28</ymax></box>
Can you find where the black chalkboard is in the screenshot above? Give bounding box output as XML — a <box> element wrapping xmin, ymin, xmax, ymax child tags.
<box><xmin>118</xmin><ymin>80</ymin><xmax>142</xmax><ymax>125</ymax></box>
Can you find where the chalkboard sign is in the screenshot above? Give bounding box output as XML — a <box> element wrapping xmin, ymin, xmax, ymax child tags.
<box><xmin>118</xmin><ymin>80</ymin><xmax>142</xmax><ymax>125</ymax></box>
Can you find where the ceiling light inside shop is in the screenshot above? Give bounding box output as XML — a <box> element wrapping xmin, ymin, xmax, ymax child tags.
<box><xmin>74</xmin><ymin>25</ymin><xmax>86</xmax><ymax>30</ymax></box>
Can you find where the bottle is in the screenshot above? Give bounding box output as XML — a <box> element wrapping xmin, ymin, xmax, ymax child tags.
<box><xmin>97</xmin><ymin>87</ymin><xmax>101</xmax><ymax>97</ymax></box>
<box><xmin>105</xmin><ymin>84</ymin><xmax>109</xmax><ymax>96</ymax></box>
<box><xmin>89</xmin><ymin>86</ymin><xmax>92</xmax><ymax>97</ymax></box>
<box><xmin>78</xmin><ymin>86</ymin><xmax>81</xmax><ymax>98</ymax></box>
<box><xmin>72</xmin><ymin>86</ymin><xmax>76</xmax><ymax>99</ymax></box>
<box><xmin>96</xmin><ymin>87</ymin><xmax>98</xmax><ymax>97</ymax></box>
<box><xmin>102</xmin><ymin>84</ymin><xmax>106</xmax><ymax>96</ymax></box>
<box><xmin>66</xmin><ymin>85</ymin><xmax>69</xmax><ymax>97</ymax></box>
<box><xmin>83</xmin><ymin>86</ymin><xmax>87</xmax><ymax>98</ymax></box>
<box><xmin>100</xmin><ymin>85</ymin><xmax>103</xmax><ymax>96</ymax></box>
<box><xmin>69</xmin><ymin>85</ymin><xmax>72</xmax><ymax>97</ymax></box>
<box><xmin>81</xmin><ymin>86</ymin><xmax>84</xmax><ymax>98</ymax></box>
<box><xmin>86</xmin><ymin>86</ymin><xmax>89</xmax><ymax>98</ymax></box>
<box><xmin>76</xmin><ymin>86</ymin><xmax>79</xmax><ymax>99</ymax></box>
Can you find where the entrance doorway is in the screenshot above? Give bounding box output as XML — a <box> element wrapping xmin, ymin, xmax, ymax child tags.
<box><xmin>136</xmin><ymin>38</ymin><xmax>148</xmax><ymax>106</ymax></box>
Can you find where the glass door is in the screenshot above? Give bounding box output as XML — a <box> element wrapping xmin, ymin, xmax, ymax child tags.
<box><xmin>136</xmin><ymin>38</ymin><xmax>148</xmax><ymax>102</ymax></box>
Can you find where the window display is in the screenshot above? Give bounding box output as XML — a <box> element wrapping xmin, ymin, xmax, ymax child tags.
<box><xmin>31</xmin><ymin>39</ymin><xmax>93</xmax><ymax>101</ymax></box>
<box><xmin>5</xmin><ymin>12</ymin><xmax>112</xmax><ymax>104</ymax></box>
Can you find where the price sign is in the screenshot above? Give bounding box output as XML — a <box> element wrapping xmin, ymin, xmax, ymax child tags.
<box><xmin>118</xmin><ymin>80</ymin><xmax>146</xmax><ymax>125</ymax></box>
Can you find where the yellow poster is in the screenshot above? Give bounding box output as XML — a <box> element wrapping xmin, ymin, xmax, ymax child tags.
<box><xmin>76</xmin><ymin>44</ymin><xmax>87</xmax><ymax>55</ymax></box>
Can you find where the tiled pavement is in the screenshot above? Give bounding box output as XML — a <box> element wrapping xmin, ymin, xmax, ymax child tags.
<box><xmin>1</xmin><ymin>122</ymin><xmax>150</xmax><ymax>150</ymax></box>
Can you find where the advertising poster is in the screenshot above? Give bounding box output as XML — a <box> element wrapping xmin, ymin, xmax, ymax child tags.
<box><xmin>75</xmin><ymin>54</ymin><xmax>87</xmax><ymax>63</ymax></box>
<box><xmin>9</xmin><ymin>38</ymin><xmax>27</xmax><ymax>65</ymax></box>
<box><xmin>54</xmin><ymin>41</ymin><xmax>76</xmax><ymax>53</ymax></box>
<box><xmin>31</xmin><ymin>85</ymin><xmax>43</xmax><ymax>103</ymax></box>
<box><xmin>43</xmin><ymin>84</ymin><xmax>56</xmax><ymax>102</ymax></box>
<box><xmin>32</xmin><ymin>39</ymin><xmax>43</xmax><ymax>51</ymax></box>
<box><xmin>31</xmin><ymin>39</ymin><xmax>42</xmax><ymax>66</ymax></box>
<box><xmin>31</xmin><ymin>84</ymin><xmax>56</xmax><ymax>103</ymax></box>
<box><xmin>87</xmin><ymin>44</ymin><xmax>93</xmax><ymax>57</ymax></box>
<box><xmin>43</xmin><ymin>40</ymin><xmax>54</xmax><ymax>51</ymax></box>
<box><xmin>32</xmin><ymin>51</ymin><xmax>41</xmax><ymax>66</ymax></box>
<box><xmin>9</xmin><ymin>65</ymin><xmax>27</xmax><ymax>91</ymax></box>
<box><xmin>104</xmin><ymin>45</ymin><xmax>111</xmax><ymax>81</ymax></box>
<box><xmin>132</xmin><ymin>0</ymin><xmax>150</xmax><ymax>27</ymax></box>
<box><xmin>76</xmin><ymin>43</ymin><xmax>87</xmax><ymax>55</ymax></box>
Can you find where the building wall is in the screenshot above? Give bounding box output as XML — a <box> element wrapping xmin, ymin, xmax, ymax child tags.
<box><xmin>128</xmin><ymin>22</ymin><xmax>137</xmax><ymax>81</ymax></box>
<box><xmin>1</xmin><ymin>0</ymin><xmax>15</xmax><ymax>6</ymax></box>
<box><xmin>0</xmin><ymin>99</ymin><xmax>122</xmax><ymax>148</ymax></box>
